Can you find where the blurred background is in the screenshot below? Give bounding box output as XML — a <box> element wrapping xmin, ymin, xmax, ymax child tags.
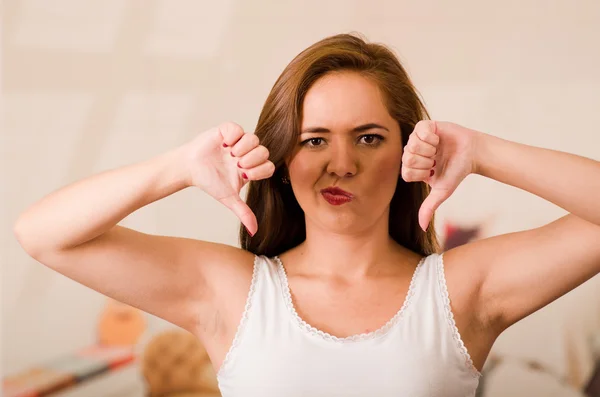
<box><xmin>2</xmin><ymin>0</ymin><xmax>600</xmax><ymax>396</ymax></box>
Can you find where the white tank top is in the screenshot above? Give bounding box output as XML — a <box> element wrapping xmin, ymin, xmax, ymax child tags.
<box><xmin>216</xmin><ymin>253</ymin><xmax>481</xmax><ymax>396</ymax></box>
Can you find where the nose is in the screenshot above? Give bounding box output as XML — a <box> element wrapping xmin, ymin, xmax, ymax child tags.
<box><xmin>326</xmin><ymin>141</ymin><xmax>358</xmax><ymax>178</ymax></box>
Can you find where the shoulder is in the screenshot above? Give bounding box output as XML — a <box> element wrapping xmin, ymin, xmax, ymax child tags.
<box><xmin>441</xmin><ymin>246</ymin><xmax>495</xmax><ymax>331</ymax></box>
<box><xmin>188</xmin><ymin>242</ymin><xmax>256</xmax><ymax>334</ymax></box>
<box><xmin>440</xmin><ymin>247</ymin><xmax>484</xmax><ymax>307</ymax></box>
<box><xmin>183</xmin><ymin>240</ymin><xmax>257</xmax><ymax>297</ymax></box>
<box><xmin>201</xmin><ymin>243</ymin><xmax>257</xmax><ymax>299</ymax></box>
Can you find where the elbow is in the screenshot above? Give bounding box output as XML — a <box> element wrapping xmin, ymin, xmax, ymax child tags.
<box><xmin>13</xmin><ymin>216</ymin><xmax>28</xmax><ymax>247</ymax></box>
<box><xmin>13</xmin><ymin>216</ymin><xmax>44</xmax><ymax>260</ymax></box>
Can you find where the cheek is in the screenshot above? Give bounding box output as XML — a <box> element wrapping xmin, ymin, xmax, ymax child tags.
<box><xmin>288</xmin><ymin>154</ymin><xmax>320</xmax><ymax>186</ymax></box>
<box><xmin>369</xmin><ymin>153</ymin><xmax>402</xmax><ymax>186</ymax></box>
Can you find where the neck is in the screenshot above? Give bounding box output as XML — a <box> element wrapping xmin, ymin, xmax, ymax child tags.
<box><xmin>287</xmin><ymin>216</ymin><xmax>416</xmax><ymax>279</ymax></box>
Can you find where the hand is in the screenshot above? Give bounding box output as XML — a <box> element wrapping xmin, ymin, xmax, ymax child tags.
<box><xmin>401</xmin><ymin>121</ymin><xmax>480</xmax><ymax>231</ymax></box>
<box><xmin>182</xmin><ymin>122</ymin><xmax>275</xmax><ymax>236</ymax></box>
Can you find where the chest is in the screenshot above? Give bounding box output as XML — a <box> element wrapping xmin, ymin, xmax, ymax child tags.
<box><xmin>285</xmin><ymin>275</ymin><xmax>412</xmax><ymax>338</ymax></box>
<box><xmin>219</xmin><ymin>343</ymin><xmax>478</xmax><ymax>397</ymax></box>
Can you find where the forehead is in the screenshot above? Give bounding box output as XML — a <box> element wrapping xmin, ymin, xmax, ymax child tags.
<box><xmin>301</xmin><ymin>72</ymin><xmax>392</xmax><ymax>128</ymax></box>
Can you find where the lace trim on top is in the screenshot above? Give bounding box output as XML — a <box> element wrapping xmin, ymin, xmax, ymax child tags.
<box><xmin>274</xmin><ymin>255</ymin><xmax>426</xmax><ymax>343</ymax></box>
<box><xmin>216</xmin><ymin>254</ymin><xmax>261</xmax><ymax>380</ymax></box>
<box><xmin>436</xmin><ymin>253</ymin><xmax>482</xmax><ymax>378</ymax></box>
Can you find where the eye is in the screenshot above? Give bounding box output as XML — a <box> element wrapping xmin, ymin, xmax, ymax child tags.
<box><xmin>300</xmin><ymin>134</ymin><xmax>384</xmax><ymax>148</ymax></box>
<box><xmin>300</xmin><ymin>137</ymin><xmax>325</xmax><ymax>147</ymax></box>
<box><xmin>359</xmin><ymin>134</ymin><xmax>384</xmax><ymax>146</ymax></box>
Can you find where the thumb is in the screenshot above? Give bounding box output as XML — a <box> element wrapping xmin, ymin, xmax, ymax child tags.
<box><xmin>418</xmin><ymin>187</ymin><xmax>451</xmax><ymax>232</ymax></box>
<box><xmin>220</xmin><ymin>195</ymin><xmax>258</xmax><ymax>236</ymax></box>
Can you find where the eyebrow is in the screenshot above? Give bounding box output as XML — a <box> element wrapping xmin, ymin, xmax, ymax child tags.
<box><xmin>301</xmin><ymin>123</ymin><xmax>390</xmax><ymax>134</ymax></box>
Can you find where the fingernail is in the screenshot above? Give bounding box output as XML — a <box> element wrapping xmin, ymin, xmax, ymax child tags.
<box><xmin>223</xmin><ymin>143</ymin><xmax>228</xmax><ymax>148</ymax></box>
<box><xmin>430</xmin><ymin>169</ymin><xmax>435</xmax><ymax>177</ymax></box>
<box><xmin>242</xmin><ymin>173</ymin><xmax>248</xmax><ymax>179</ymax></box>
<box><xmin>237</xmin><ymin>161</ymin><xmax>242</xmax><ymax>168</ymax></box>
<box><xmin>245</xmin><ymin>226</ymin><xmax>255</xmax><ymax>237</ymax></box>
<box><xmin>230</xmin><ymin>152</ymin><xmax>235</xmax><ymax>157</ymax></box>
<box><xmin>433</xmin><ymin>160</ymin><xmax>436</xmax><ymax>167</ymax></box>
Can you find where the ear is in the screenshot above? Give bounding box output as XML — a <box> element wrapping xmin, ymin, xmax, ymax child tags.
<box><xmin>282</xmin><ymin>158</ymin><xmax>291</xmax><ymax>176</ymax></box>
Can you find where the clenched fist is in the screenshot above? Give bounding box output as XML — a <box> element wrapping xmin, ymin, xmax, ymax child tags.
<box><xmin>182</xmin><ymin>122</ymin><xmax>275</xmax><ymax>236</ymax></box>
<box><xmin>402</xmin><ymin>121</ymin><xmax>480</xmax><ymax>232</ymax></box>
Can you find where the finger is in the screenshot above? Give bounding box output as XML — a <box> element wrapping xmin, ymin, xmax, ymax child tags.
<box><xmin>414</xmin><ymin>120</ymin><xmax>440</xmax><ymax>146</ymax></box>
<box><xmin>243</xmin><ymin>160</ymin><xmax>276</xmax><ymax>181</ymax></box>
<box><xmin>230</xmin><ymin>133</ymin><xmax>260</xmax><ymax>157</ymax></box>
<box><xmin>219</xmin><ymin>122</ymin><xmax>246</xmax><ymax>147</ymax></box>
<box><xmin>402</xmin><ymin>151</ymin><xmax>435</xmax><ymax>170</ymax></box>
<box><xmin>238</xmin><ymin>145</ymin><xmax>269</xmax><ymax>169</ymax></box>
<box><xmin>418</xmin><ymin>188</ymin><xmax>451</xmax><ymax>231</ymax></box>
<box><xmin>405</xmin><ymin>137</ymin><xmax>437</xmax><ymax>158</ymax></box>
<box><xmin>220</xmin><ymin>194</ymin><xmax>258</xmax><ymax>236</ymax></box>
<box><xmin>401</xmin><ymin>166</ymin><xmax>432</xmax><ymax>183</ymax></box>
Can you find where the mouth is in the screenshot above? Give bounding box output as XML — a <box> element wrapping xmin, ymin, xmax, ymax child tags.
<box><xmin>320</xmin><ymin>187</ymin><xmax>354</xmax><ymax>205</ymax></box>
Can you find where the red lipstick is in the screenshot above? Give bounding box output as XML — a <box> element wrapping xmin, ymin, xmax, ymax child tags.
<box><xmin>320</xmin><ymin>187</ymin><xmax>354</xmax><ymax>205</ymax></box>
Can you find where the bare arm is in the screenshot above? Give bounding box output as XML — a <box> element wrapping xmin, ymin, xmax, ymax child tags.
<box><xmin>14</xmin><ymin>147</ymin><xmax>188</xmax><ymax>255</ymax></box>
<box><xmin>448</xmin><ymin>132</ymin><xmax>600</xmax><ymax>331</ymax></box>
<box><xmin>13</xmin><ymin>123</ymin><xmax>269</xmax><ymax>335</ymax></box>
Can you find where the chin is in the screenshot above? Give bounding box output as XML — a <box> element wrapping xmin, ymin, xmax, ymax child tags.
<box><xmin>314</xmin><ymin>212</ymin><xmax>369</xmax><ymax>234</ymax></box>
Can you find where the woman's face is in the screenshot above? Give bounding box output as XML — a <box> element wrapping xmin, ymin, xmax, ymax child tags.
<box><xmin>286</xmin><ymin>71</ymin><xmax>403</xmax><ymax>234</ymax></box>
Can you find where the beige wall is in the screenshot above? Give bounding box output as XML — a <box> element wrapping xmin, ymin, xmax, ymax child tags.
<box><xmin>3</xmin><ymin>0</ymin><xmax>600</xmax><ymax>393</ymax></box>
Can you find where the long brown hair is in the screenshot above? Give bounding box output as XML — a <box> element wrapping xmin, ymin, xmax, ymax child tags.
<box><xmin>240</xmin><ymin>33</ymin><xmax>440</xmax><ymax>257</ymax></box>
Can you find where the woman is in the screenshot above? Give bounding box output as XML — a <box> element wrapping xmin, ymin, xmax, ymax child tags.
<box><xmin>14</xmin><ymin>34</ymin><xmax>600</xmax><ymax>396</ymax></box>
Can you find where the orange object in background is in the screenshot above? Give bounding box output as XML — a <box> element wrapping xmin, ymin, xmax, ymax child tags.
<box><xmin>3</xmin><ymin>368</ymin><xmax>75</xmax><ymax>397</ymax></box>
<box><xmin>97</xmin><ymin>299</ymin><xmax>146</xmax><ymax>346</ymax></box>
<box><xmin>2</xmin><ymin>346</ymin><xmax>136</xmax><ymax>397</ymax></box>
